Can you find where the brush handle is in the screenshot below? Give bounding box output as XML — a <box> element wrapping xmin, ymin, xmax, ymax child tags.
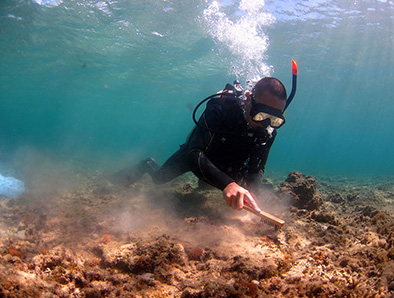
<box><xmin>243</xmin><ymin>205</ymin><xmax>285</xmax><ymax>228</ymax></box>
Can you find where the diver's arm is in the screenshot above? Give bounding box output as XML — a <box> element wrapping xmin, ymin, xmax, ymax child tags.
<box><xmin>185</xmin><ymin>100</ymin><xmax>261</xmax><ymax>211</ymax></box>
<box><xmin>185</xmin><ymin>106</ymin><xmax>235</xmax><ymax>190</ymax></box>
<box><xmin>187</xmin><ymin>140</ymin><xmax>262</xmax><ymax>211</ymax></box>
<box><xmin>187</xmin><ymin>147</ymin><xmax>234</xmax><ymax>190</ymax></box>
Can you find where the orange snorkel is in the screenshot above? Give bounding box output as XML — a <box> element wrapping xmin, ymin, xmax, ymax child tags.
<box><xmin>284</xmin><ymin>59</ymin><xmax>298</xmax><ymax>111</ymax></box>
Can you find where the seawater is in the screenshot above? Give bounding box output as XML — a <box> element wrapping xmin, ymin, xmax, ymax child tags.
<box><xmin>1</xmin><ymin>0</ymin><xmax>393</xmax><ymax>180</ymax></box>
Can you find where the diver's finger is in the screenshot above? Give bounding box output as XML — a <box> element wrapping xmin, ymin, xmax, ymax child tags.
<box><xmin>245</xmin><ymin>193</ymin><xmax>261</xmax><ymax>212</ymax></box>
<box><xmin>238</xmin><ymin>193</ymin><xmax>244</xmax><ymax>210</ymax></box>
<box><xmin>223</xmin><ymin>192</ymin><xmax>232</xmax><ymax>208</ymax></box>
<box><xmin>224</xmin><ymin>195</ymin><xmax>231</xmax><ymax>207</ymax></box>
<box><xmin>231</xmin><ymin>193</ymin><xmax>238</xmax><ymax>210</ymax></box>
<box><xmin>244</xmin><ymin>199</ymin><xmax>252</xmax><ymax>208</ymax></box>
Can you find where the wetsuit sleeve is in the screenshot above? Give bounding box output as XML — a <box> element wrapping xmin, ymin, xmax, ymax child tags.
<box><xmin>185</xmin><ymin>103</ymin><xmax>235</xmax><ymax>190</ymax></box>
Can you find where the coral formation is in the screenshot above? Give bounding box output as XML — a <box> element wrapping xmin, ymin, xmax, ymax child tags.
<box><xmin>280</xmin><ymin>171</ymin><xmax>323</xmax><ymax>210</ymax></box>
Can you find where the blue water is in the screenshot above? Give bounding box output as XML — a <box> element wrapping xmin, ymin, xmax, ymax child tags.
<box><xmin>1</xmin><ymin>0</ymin><xmax>393</xmax><ymax>179</ymax></box>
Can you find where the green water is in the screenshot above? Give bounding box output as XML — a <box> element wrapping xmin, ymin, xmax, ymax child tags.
<box><xmin>1</xmin><ymin>0</ymin><xmax>393</xmax><ymax>179</ymax></box>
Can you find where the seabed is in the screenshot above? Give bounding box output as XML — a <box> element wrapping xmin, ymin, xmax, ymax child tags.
<box><xmin>0</xmin><ymin>170</ymin><xmax>393</xmax><ymax>297</ymax></box>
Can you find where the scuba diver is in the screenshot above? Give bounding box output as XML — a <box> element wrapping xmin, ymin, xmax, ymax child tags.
<box><xmin>111</xmin><ymin>61</ymin><xmax>298</xmax><ymax>213</ymax></box>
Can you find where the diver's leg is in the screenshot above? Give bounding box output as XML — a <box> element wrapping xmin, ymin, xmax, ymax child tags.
<box><xmin>109</xmin><ymin>158</ymin><xmax>155</xmax><ymax>186</ymax></box>
<box><xmin>109</xmin><ymin>146</ymin><xmax>189</xmax><ymax>186</ymax></box>
<box><xmin>148</xmin><ymin>146</ymin><xmax>189</xmax><ymax>184</ymax></box>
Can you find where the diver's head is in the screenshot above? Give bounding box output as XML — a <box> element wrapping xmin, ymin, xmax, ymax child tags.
<box><xmin>245</xmin><ymin>77</ymin><xmax>287</xmax><ymax>131</ymax></box>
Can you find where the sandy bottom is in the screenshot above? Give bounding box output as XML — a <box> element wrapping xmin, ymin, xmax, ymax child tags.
<box><xmin>1</xmin><ymin>170</ymin><xmax>394</xmax><ymax>297</ymax></box>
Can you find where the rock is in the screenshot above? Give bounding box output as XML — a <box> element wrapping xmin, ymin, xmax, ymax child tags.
<box><xmin>181</xmin><ymin>288</ymin><xmax>202</xmax><ymax>298</ymax></box>
<box><xmin>310</xmin><ymin>211</ymin><xmax>338</xmax><ymax>225</ymax></box>
<box><xmin>296</xmin><ymin>209</ymin><xmax>309</xmax><ymax>217</ymax></box>
<box><xmin>100</xmin><ymin>235</ymin><xmax>188</xmax><ymax>275</ymax></box>
<box><xmin>327</xmin><ymin>192</ymin><xmax>346</xmax><ymax>204</ymax></box>
<box><xmin>138</xmin><ymin>273</ymin><xmax>158</xmax><ymax>286</ymax></box>
<box><xmin>382</xmin><ymin>263</ymin><xmax>394</xmax><ymax>290</ymax></box>
<box><xmin>83</xmin><ymin>287</ymin><xmax>101</xmax><ymax>298</ymax></box>
<box><xmin>185</xmin><ymin>246</ymin><xmax>204</xmax><ymax>261</ymax></box>
<box><xmin>346</xmin><ymin>192</ymin><xmax>359</xmax><ymax>202</ymax></box>
<box><xmin>361</xmin><ymin>206</ymin><xmax>379</xmax><ymax>218</ymax></box>
<box><xmin>280</xmin><ymin>171</ymin><xmax>323</xmax><ymax>210</ymax></box>
<box><xmin>261</xmin><ymin>178</ymin><xmax>275</xmax><ymax>189</ymax></box>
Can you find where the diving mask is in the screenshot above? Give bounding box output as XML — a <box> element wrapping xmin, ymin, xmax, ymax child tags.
<box><xmin>249</xmin><ymin>102</ymin><xmax>286</xmax><ymax>128</ymax></box>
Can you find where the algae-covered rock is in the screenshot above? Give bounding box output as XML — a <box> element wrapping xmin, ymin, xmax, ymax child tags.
<box><xmin>280</xmin><ymin>171</ymin><xmax>323</xmax><ymax>210</ymax></box>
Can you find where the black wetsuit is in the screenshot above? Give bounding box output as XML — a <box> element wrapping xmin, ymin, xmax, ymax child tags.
<box><xmin>148</xmin><ymin>90</ymin><xmax>277</xmax><ymax>191</ymax></box>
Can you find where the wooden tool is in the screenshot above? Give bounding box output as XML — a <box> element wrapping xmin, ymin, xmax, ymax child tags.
<box><xmin>243</xmin><ymin>205</ymin><xmax>285</xmax><ymax>229</ymax></box>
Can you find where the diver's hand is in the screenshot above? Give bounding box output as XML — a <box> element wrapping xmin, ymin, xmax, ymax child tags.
<box><xmin>223</xmin><ymin>182</ymin><xmax>262</xmax><ymax>212</ymax></box>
